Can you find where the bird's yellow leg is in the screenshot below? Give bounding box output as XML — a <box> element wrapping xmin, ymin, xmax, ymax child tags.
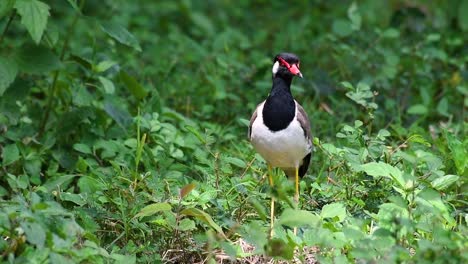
<box><xmin>268</xmin><ymin>164</ymin><xmax>275</xmax><ymax>238</ymax></box>
<box><xmin>294</xmin><ymin>167</ymin><xmax>299</xmax><ymax>235</ymax></box>
<box><xmin>294</xmin><ymin>166</ymin><xmax>299</xmax><ymax>204</ymax></box>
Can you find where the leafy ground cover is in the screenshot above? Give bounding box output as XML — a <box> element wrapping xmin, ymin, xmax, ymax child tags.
<box><xmin>0</xmin><ymin>0</ymin><xmax>467</xmax><ymax>263</ymax></box>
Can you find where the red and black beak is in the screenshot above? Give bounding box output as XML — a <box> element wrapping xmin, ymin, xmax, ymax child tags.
<box><xmin>277</xmin><ymin>57</ymin><xmax>303</xmax><ymax>78</ymax></box>
<box><xmin>288</xmin><ymin>63</ymin><xmax>302</xmax><ymax>78</ymax></box>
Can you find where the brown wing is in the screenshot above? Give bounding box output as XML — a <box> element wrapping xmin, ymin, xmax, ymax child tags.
<box><xmin>295</xmin><ymin>101</ymin><xmax>311</xmax><ymax>141</ymax></box>
<box><xmin>248</xmin><ymin>101</ymin><xmax>264</xmax><ymax>140</ymax></box>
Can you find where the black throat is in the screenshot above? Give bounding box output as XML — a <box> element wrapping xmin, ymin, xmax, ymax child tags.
<box><xmin>262</xmin><ymin>76</ymin><xmax>296</xmax><ymax>132</ymax></box>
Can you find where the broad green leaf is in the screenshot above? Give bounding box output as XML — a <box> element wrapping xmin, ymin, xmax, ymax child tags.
<box><xmin>459</xmin><ymin>0</ymin><xmax>468</xmax><ymax>31</ymax></box>
<box><xmin>134</xmin><ymin>202</ymin><xmax>172</xmax><ymax>218</ymax></box>
<box><xmin>111</xmin><ymin>253</ymin><xmax>136</xmax><ymax>264</ymax></box>
<box><xmin>2</xmin><ymin>143</ymin><xmax>20</xmax><ymax>166</ymax></box>
<box><xmin>347</xmin><ymin>2</ymin><xmax>361</xmax><ymax>30</ymax></box>
<box><xmin>94</xmin><ymin>60</ymin><xmax>117</xmax><ymax>73</ymax></box>
<box><xmin>42</xmin><ymin>174</ymin><xmax>77</xmax><ymax>191</ymax></box>
<box><xmin>437</xmin><ymin>97</ymin><xmax>449</xmax><ymax>117</ymax></box>
<box><xmin>104</xmin><ymin>100</ymin><xmax>132</xmax><ymax>128</ymax></box>
<box><xmin>0</xmin><ymin>0</ymin><xmax>15</xmax><ymax>19</ymax></box>
<box><xmin>61</xmin><ymin>192</ymin><xmax>87</xmax><ymax>206</ymax></box>
<box><xmin>341</xmin><ymin>81</ymin><xmax>354</xmax><ymax>90</ymax></box>
<box><xmin>21</xmin><ymin>222</ymin><xmax>46</xmax><ymax>248</ymax></box>
<box><xmin>178</xmin><ymin>218</ymin><xmax>196</xmax><ymax>231</ymax></box>
<box><xmin>98</xmin><ymin>76</ymin><xmax>115</xmax><ymax>94</ymax></box>
<box><xmin>185</xmin><ymin>125</ymin><xmax>205</xmax><ymax>143</ymax></box>
<box><xmin>278</xmin><ymin>208</ymin><xmax>320</xmax><ymax>227</ymax></box>
<box><xmin>445</xmin><ymin>132</ymin><xmax>466</xmax><ymax>175</ymax></box>
<box><xmin>225</xmin><ymin>157</ymin><xmax>246</xmax><ymax>168</ymax></box>
<box><xmin>14</xmin><ymin>44</ymin><xmax>61</xmax><ymax>73</ymax></box>
<box><xmin>119</xmin><ymin>71</ymin><xmax>148</xmax><ymax>100</ymax></box>
<box><xmin>180</xmin><ymin>207</ymin><xmax>225</xmax><ymax>237</ymax></box>
<box><xmin>14</xmin><ymin>0</ymin><xmax>50</xmax><ymax>43</ymax></box>
<box><xmin>100</xmin><ymin>22</ymin><xmax>141</xmax><ymax>51</ymax></box>
<box><xmin>50</xmin><ymin>252</ymin><xmax>75</xmax><ymax>264</ymax></box>
<box><xmin>190</xmin><ymin>12</ymin><xmax>215</xmax><ymax>36</ymax></box>
<box><xmin>0</xmin><ymin>57</ymin><xmax>17</xmax><ymax>95</ymax></box>
<box><xmin>73</xmin><ymin>143</ymin><xmax>92</xmax><ymax>154</ymax></box>
<box><xmin>66</xmin><ymin>0</ymin><xmax>80</xmax><ymax>13</ymax></box>
<box><xmin>78</xmin><ymin>176</ymin><xmax>106</xmax><ymax>193</ymax></box>
<box><xmin>360</xmin><ymin>162</ymin><xmax>401</xmax><ymax>178</ymax></box>
<box><xmin>407</xmin><ymin>134</ymin><xmax>431</xmax><ymax>147</ymax></box>
<box><xmin>382</xmin><ymin>28</ymin><xmax>400</xmax><ymax>38</ymax></box>
<box><xmin>360</xmin><ymin>162</ymin><xmax>406</xmax><ymax>188</ymax></box>
<box><xmin>332</xmin><ymin>19</ymin><xmax>352</xmax><ymax>37</ymax></box>
<box><xmin>407</xmin><ymin>104</ymin><xmax>427</xmax><ymax>115</ymax></box>
<box><xmin>180</xmin><ymin>183</ymin><xmax>196</xmax><ymax>199</ymax></box>
<box><xmin>320</xmin><ymin>202</ymin><xmax>347</xmax><ymax>222</ymax></box>
<box><xmin>431</xmin><ymin>175</ymin><xmax>460</xmax><ymax>191</ymax></box>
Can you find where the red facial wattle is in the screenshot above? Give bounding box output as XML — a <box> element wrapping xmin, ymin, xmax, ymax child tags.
<box><xmin>277</xmin><ymin>57</ymin><xmax>303</xmax><ymax>78</ymax></box>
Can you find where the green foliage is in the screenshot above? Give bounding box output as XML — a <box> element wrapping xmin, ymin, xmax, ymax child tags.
<box><xmin>0</xmin><ymin>0</ymin><xmax>467</xmax><ymax>263</ymax></box>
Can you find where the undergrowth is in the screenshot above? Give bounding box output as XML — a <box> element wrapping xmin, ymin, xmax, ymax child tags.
<box><xmin>0</xmin><ymin>1</ymin><xmax>467</xmax><ymax>263</ymax></box>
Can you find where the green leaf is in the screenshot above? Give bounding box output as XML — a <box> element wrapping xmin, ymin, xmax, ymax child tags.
<box><xmin>119</xmin><ymin>71</ymin><xmax>148</xmax><ymax>100</ymax></box>
<box><xmin>431</xmin><ymin>174</ymin><xmax>460</xmax><ymax>191</ymax></box>
<box><xmin>42</xmin><ymin>174</ymin><xmax>77</xmax><ymax>192</ymax></box>
<box><xmin>73</xmin><ymin>143</ymin><xmax>92</xmax><ymax>154</ymax></box>
<box><xmin>407</xmin><ymin>134</ymin><xmax>431</xmax><ymax>147</ymax></box>
<box><xmin>14</xmin><ymin>0</ymin><xmax>50</xmax><ymax>43</ymax></box>
<box><xmin>180</xmin><ymin>207</ymin><xmax>225</xmax><ymax>237</ymax></box>
<box><xmin>185</xmin><ymin>125</ymin><xmax>205</xmax><ymax>143</ymax></box>
<box><xmin>111</xmin><ymin>253</ymin><xmax>136</xmax><ymax>264</ymax></box>
<box><xmin>21</xmin><ymin>222</ymin><xmax>46</xmax><ymax>248</ymax></box>
<box><xmin>360</xmin><ymin>162</ymin><xmax>406</xmax><ymax>188</ymax></box>
<box><xmin>382</xmin><ymin>28</ymin><xmax>399</xmax><ymax>38</ymax></box>
<box><xmin>278</xmin><ymin>208</ymin><xmax>320</xmax><ymax>227</ymax></box>
<box><xmin>2</xmin><ymin>143</ymin><xmax>20</xmax><ymax>166</ymax></box>
<box><xmin>98</xmin><ymin>76</ymin><xmax>115</xmax><ymax>94</ymax></box>
<box><xmin>65</xmin><ymin>0</ymin><xmax>80</xmax><ymax>13</ymax></box>
<box><xmin>178</xmin><ymin>218</ymin><xmax>196</xmax><ymax>231</ymax></box>
<box><xmin>94</xmin><ymin>60</ymin><xmax>117</xmax><ymax>73</ymax></box>
<box><xmin>78</xmin><ymin>176</ymin><xmax>106</xmax><ymax>193</ymax></box>
<box><xmin>459</xmin><ymin>0</ymin><xmax>468</xmax><ymax>31</ymax></box>
<box><xmin>0</xmin><ymin>57</ymin><xmax>17</xmax><ymax>95</ymax></box>
<box><xmin>61</xmin><ymin>192</ymin><xmax>87</xmax><ymax>206</ymax></box>
<box><xmin>437</xmin><ymin>97</ymin><xmax>449</xmax><ymax>117</ymax></box>
<box><xmin>320</xmin><ymin>202</ymin><xmax>347</xmax><ymax>222</ymax></box>
<box><xmin>225</xmin><ymin>157</ymin><xmax>246</xmax><ymax>168</ymax></box>
<box><xmin>134</xmin><ymin>203</ymin><xmax>172</xmax><ymax>219</ymax></box>
<box><xmin>332</xmin><ymin>19</ymin><xmax>352</xmax><ymax>37</ymax></box>
<box><xmin>14</xmin><ymin>44</ymin><xmax>61</xmax><ymax>73</ymax></box>
<box><xmin>0</xmin><ymin>0</ymin><xmax>15</xmax><ymax>19</ymax></box>
<box><xmin>445</xmin><ymin>132</ymin><xmax>467</xmax><ymax>175</ymax></box>
<box><xmin>347</xmin><ymin>2</ymin><xmax>361</xmax><ymax>30</ymax></box>
<box><xmin>407</xmin><ymin>104</ymin><xmax>427</xmax><ymax>115</ymax></box>
<box><xmin>100</xmin><ymin>22</ymin><xmax>141</xmax><ymax>51</ymax></box>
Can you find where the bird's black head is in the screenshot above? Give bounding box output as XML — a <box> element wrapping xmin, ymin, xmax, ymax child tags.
<box><xmin>272</xmin><ymin>52</ymin><xmax>303</xmax><ymax>79</ymax></box>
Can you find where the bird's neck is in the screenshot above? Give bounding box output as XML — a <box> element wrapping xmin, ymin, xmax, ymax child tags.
<box><xmin>262</xmin><ymin>76</ymin><xmax>296</xmax><ymax>132</ymax></box>
<box><xmin>270</xmin><ymin>76</ymin><xmax>293</xmax><ymax>96</ymax></box>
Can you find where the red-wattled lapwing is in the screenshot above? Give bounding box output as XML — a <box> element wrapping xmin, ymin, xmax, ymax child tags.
<box><xmin>248</xmin><ymin>52</ymin><xmax>311</xmax><ymax>235</ymax></box>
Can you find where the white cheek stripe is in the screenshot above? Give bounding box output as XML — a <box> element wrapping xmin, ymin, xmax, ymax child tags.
<box><xmin>272</xmin><ymin>61</ymin><xmax>279</xmax><ymax>75</ymax></box>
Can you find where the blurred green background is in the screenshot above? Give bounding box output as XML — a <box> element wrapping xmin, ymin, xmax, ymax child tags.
<box><xmin>0</xmin><ymin>0</ymin><xmax>467</xmax><ymax>263</ymax></box>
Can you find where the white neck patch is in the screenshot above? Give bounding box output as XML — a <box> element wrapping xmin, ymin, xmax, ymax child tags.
<box><xmin>272</xmin><ymin>61</ymin><xmax>280</xmax><ymax>75</ymax></box>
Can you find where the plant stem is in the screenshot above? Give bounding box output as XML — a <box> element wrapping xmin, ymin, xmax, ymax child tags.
<box><xmin>38</xmin><ymin>8</ymin><xmax>81</xmax><ymax>137</ymax></box>
<box><xmin>0</xmin><ymin>10</ymin><xmax>16</xmax><ymax>45</ymax></box>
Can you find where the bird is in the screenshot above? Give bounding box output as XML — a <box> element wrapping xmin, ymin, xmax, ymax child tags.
<box><xmin>248</xmin><ymin>52</ymin><xmax>312</xmax><ymax>236</ymax></box>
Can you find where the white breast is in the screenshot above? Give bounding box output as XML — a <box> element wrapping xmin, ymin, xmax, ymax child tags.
<box><xmin>250</xmin><ymin>102</ymin><xmax>311</xmax><ymax>169</ymax></box>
